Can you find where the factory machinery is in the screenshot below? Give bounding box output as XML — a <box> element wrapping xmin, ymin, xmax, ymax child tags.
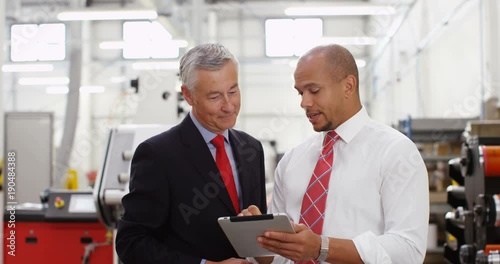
<box><xmin>93</xmin><ymin>124</ymin><xmax>172</xmax><ymax>230</ymax></box>
<box><xmin>3</xmin><ymin>190</ymin><xmax>114</xmax><ymax>264</ymax></box>
<box><xmin>3</xmin><ymin>112</ymin><xmax>114</xmax><ymax>264</ymax></box>
<box><xmin>445</xmin><ymin>121</ymin><xmax>500</xmax><ymax>263</ymax></box>
<box><xmin>3</xmin><ymin>72</ymin><xmax>179</xmax><ymax>263</ymax></box>
<box><xmin>3</xmin><ymin>124</ymin><xmax>171</xmax><ymax>264</ymax></box>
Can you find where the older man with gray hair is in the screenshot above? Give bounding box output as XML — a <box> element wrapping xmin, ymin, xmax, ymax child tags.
<box><xmin>116</xmin><ymin>43</ymin><xmax>267</xmax><ymax>264</ymax></box>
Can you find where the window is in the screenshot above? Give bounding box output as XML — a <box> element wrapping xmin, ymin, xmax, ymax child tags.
<box><xmin>10</xmin><ymin>23</ymin><xmax>66</xmax><ymax>62</ymax></box>
<box><xmin>265</xmin><ymin>18</ymin><xmax>323</xmax><ymax>57</ymax></box>
<box><xmin>123</xmin><ymin>21</ymin><xmax>179</xmax><ymax>59</ymax></box>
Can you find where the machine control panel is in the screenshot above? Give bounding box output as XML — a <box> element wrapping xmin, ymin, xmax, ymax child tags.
<box><xmin>45</xmin><ymin>190</ymin><xmax>98</xmax><ymax>222</ymax></box>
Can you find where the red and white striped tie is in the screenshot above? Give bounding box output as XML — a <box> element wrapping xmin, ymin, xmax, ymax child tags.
<box><xmin>297</xmin><ymin>131</ymin><xmax>339</xmax><ymax>264</ymax></box>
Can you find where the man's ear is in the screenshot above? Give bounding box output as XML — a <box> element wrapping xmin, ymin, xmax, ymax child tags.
<box><xmin>344</xmin><ymin>75</ymin><xmax>357</xmax><ymax>99</ymax></box>
<box><xmin>181</xmin><ymin>85</ymin><xmax>194</xmax><ymax>106</ymax></box>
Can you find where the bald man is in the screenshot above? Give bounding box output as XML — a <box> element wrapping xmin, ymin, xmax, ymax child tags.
<box><xmin>250</xmin><ymin>45</ymin><xmax>429</xmax><ymax>264</ymax></box>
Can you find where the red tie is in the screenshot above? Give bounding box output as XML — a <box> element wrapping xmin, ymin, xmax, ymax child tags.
<box><xmin>212</xmin><ymin>135</ymin><xmax>240</xmax><ymax>214</ymax></box>
<box><xmin>297</xmin><ymin>131</ymin><xmax>339</xmax><ymax>264</ymax></box>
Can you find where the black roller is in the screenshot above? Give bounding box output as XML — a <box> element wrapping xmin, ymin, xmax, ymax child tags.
<box><xmin>449</xmin><ymin>157</ymin><xmax>464</xmax><ymax>185</ymax></box>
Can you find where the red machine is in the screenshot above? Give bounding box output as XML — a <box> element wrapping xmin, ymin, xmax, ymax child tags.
<box><xmin>3</xmin><ymin>190</ymin><xmax>113</xmax><ymax>264</ymax></box>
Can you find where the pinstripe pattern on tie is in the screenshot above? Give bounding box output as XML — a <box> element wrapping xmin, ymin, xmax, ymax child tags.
<box><xmin>296</xmin><ymin>131</ymin><xmax>339</xmax><ymax>264</ymax></box>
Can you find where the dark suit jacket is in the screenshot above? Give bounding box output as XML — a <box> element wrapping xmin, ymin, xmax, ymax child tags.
<box><xmin>116</xmin><ymin>115</ymin><xmax>267</xmax><ymax>264</ymax></box>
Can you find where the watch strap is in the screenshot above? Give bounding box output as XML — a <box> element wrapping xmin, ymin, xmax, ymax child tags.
<box><xmin>317</xmin><ymin>235</ymin><xmax>329</xmax><ymax>262</ymax></box>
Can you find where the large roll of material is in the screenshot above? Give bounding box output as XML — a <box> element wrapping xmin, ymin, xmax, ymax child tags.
<box><xmin>482</xmin><ymin>146</ymin><xmax>500</xmax><ymax>177</ymax></box>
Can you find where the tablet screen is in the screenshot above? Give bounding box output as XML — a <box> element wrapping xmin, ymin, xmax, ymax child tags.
<box><xmin>218</xmin><ymin>213</ymin><xmax>295</xmax><ymax>257</ymax></box>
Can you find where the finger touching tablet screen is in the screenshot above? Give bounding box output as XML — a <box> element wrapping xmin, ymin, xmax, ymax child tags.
<box><xmin>218</xmin><ymin>213</ymin><xmax>295</xmax><ymax>257</ymax></box>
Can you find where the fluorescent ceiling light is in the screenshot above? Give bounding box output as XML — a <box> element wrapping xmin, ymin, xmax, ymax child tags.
<box><xmin>132</xmin><ymin>61</ymin><xmax>179</xmax><ymax>70</ymax></box>
<box><xmin>285</xmin><ymin>6</ymin><xmax>395</xmax><ymax>16</ymax></box>
<box><xmin>80</xmin><ymin>86</ymin><xmax>105</xmax><ymax>93</ymax></box>
<box><xmin>19</xmin><ymin>77</ymin><xmax>69</xmax><ymax>86</ymax></box>
<box><xmin>320</xmin><ymin>37</ymin><xmax>377</xmax><ymax>46</ymax></box>
<box><xmin>46</xmin><ymin>86</ymin><xmax>69</xmax><ymax>94</ymax></box>
<box><xmin>45</xmin><ymin>86</ymin><xmax>106</xmax><ymax>94</ymax></box>
<box><xmin>57</xmin><ymin>9</ymin><xmax>158</xmax><ymax>21</ymax></box>
<box><xmin>2</xmin><ymin>63</ymin><xmax>54</xmax><ymax>72</ymax></box>
<box><xmin>100</xmin><ymin>39</ymin><xmax>187</xmax><ymax>50</ymax></box>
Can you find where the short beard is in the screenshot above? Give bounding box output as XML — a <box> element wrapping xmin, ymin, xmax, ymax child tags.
<box><xmin>315</xmin><ymin>121</ymin><xmax>333</xmax><ymax>132</ymax></box>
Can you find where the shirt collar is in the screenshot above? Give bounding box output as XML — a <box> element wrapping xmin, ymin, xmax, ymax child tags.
<box><xmin>189</xmin><ymin>112</ymin><xmax>230</xmax><ymax>144</ymax></box>
<box><xmin>322</xmin><ymin>106</ymin><xmax>370</xmax><ymax>144</ymax></box>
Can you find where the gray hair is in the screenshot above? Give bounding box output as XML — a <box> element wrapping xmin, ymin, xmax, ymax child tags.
<box><xmin>179</xmin><ymin>43</ymin><xmax>238</xmax><ymax>91</ymax></box>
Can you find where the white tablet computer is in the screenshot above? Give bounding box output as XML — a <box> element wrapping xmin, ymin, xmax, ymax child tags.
<box><xmin>218</xmin><ymin>213</ymin><xmax>295</xmax><ymax>257</ymax></box>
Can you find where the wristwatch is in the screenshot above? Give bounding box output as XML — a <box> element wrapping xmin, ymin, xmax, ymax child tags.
<box><xmin>317</xmin><ymin>235</ymin><xmax>329</xmax><ymax>262</ymax></box>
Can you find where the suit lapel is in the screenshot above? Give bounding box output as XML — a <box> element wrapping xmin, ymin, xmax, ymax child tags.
<box><xmin>228</xmin><ymin>130</ymin><xmax>252</xmax><ymax>210</ymax></box>
<box><xmin>180</xmin><ymin>115</ymin><xmax>237</xmax><ymax>215</ymax></box>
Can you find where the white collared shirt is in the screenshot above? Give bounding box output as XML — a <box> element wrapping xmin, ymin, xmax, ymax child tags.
<box><xmin>269</xmin><ymin>107</ymin><xmax>429</xmax><ymax>264</ymax></box>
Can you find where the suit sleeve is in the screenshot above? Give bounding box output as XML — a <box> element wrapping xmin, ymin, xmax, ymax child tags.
<box><xmin>115</xmin><ymin>141</ymin><xmax>201</xmax><ymax>264</ymax></box>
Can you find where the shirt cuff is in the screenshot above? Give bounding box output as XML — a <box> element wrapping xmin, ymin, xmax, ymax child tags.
<box><xmin>352</xmin><ymin>231</ymin><xmax>392</xmax><ymax>264</ymax></box>
<box><xmin>201</xmin><ymin>259</ymin><xmax>207</xmax><ymax>264</ymax></box>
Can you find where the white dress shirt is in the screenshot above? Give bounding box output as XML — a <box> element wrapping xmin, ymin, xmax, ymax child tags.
<box><xmin>269</xmin><ymin>107</ymin><xmax>429</xmax><ymax>264</ymax></box>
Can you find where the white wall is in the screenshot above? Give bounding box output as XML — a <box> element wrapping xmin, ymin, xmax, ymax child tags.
<box><xmin>238</xmin><ymin>63</ymin><xmax>311</xmax><ymax>154</ymax></box>
<box><xmin>484</xmin><ymin>0</ymin><xmax>500</xmax><ymax>108</ymax></box>
<box><xmin>368</xmin><ymin>0</ymin><xmax>490</xmax><ymax>124</ymax></box>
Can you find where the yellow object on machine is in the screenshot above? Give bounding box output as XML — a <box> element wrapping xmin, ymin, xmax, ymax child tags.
<box><xmin>65</xmin><ymin>169</ymin><xmax>78</xmax><ymax>190</ymax></box>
